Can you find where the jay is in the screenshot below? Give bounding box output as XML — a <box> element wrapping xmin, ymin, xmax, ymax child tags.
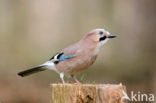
<box><xmin>18</xmin><ymin>29</ymin><xmax>116</xmax><ymax>83</ymax></box>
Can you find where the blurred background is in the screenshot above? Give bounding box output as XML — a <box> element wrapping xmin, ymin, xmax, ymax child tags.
<box><xmin>0</xmin><ymin>0</ymin><xmax>156</xmax><ymax>103</ymax></box>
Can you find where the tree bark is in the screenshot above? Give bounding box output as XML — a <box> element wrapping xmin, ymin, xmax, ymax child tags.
<box><xmin>51</xmin><ymin>83</ymin><xmax>127</xmax><ymax>103</ymax></box>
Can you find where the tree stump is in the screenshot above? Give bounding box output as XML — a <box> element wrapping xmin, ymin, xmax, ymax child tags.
<box><xmin>51</xmin><ymin>83</ymin><xmax>127</xmax><ymax>103</ymax></box>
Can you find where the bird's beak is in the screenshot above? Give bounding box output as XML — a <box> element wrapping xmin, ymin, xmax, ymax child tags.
<box><xmin>107</xmin><ymin>34</ymin><xmax>116</xmax><ymax>38</ymax></box>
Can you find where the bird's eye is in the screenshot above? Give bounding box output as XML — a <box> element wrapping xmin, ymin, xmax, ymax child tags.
<box><xmin>99</xmin><ymin>31</ymin><xmax>103</xmax><ymax>35</ymax></box>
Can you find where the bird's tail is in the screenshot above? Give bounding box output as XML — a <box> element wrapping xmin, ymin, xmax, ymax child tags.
<box><xmin>18</xmin><ymin>65</ymin><xmax>46</xmax><ymax>77</ymax></box>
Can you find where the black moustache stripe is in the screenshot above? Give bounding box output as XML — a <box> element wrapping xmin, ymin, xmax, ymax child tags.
<box><xmin>99</xmin><ymin>36</ymin><xmax>106</xmax><ymax>41</ymax></box>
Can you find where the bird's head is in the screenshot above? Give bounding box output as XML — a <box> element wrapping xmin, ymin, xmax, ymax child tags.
<box><xmin>83</xmin><ymin>28</ymin><xmax>116</xmax><ymax>47</ymax></box>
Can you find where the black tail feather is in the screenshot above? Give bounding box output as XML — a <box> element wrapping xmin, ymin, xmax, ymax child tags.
<box><xmin>18</xmin><ymin>65</ymin><xmax>46</xmax><ymax>77</ymax></box>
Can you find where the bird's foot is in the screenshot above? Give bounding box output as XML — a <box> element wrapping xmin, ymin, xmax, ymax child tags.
<box><xmin>73</xmin><ymin>76</ymin><xmax>81</xmax><ymax>84</ymax></box>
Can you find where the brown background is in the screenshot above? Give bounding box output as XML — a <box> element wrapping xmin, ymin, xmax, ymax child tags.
<box><xmin>0</xmin><ymin>0</ymin><xmax>156</xmax><ymax>103</ymax></box>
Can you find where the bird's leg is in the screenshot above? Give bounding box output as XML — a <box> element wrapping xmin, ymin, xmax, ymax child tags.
<box><xmin>60</xmin><ymin>73</ymin><xmax>65</xmax><ymax>84</ymax></box>
<box><xmin>71</xmin><ymin>75</ymin><xmax>81</xmax><ymax>84</ymax></box>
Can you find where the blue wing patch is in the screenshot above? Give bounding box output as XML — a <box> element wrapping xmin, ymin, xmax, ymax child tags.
<box><xmin>59</xmin><ymin>54</ymin><xmax>74</xmax><ymax>61</ymax></box>
<box><xmin>50</xmin><ymin>52</ymin><xmax>75</xmax><ymax>64</ymax></box>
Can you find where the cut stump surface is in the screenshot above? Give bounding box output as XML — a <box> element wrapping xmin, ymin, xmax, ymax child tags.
<box><xmin>51</xmin><ymin>83</ymin><xmax>127</xmax><ymax>103</ymax></box>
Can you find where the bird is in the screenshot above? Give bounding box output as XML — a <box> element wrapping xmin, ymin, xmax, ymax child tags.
<box><xmin>18</xmin><ymin>28</ymin><xmax>116</xmax><ymax>83</ymax></box>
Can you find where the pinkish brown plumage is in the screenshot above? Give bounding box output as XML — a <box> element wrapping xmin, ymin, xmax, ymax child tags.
<box><xmin>18</xmin><ymin>29</ymin><xmax>116</xmax><ymax>83</ymax></box>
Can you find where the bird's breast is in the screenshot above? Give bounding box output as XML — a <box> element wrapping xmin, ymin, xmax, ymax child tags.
<box><xmin>55</xmin><ymin>50</ymin><xmax>98</xmax><ymax>75</ymax></box>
